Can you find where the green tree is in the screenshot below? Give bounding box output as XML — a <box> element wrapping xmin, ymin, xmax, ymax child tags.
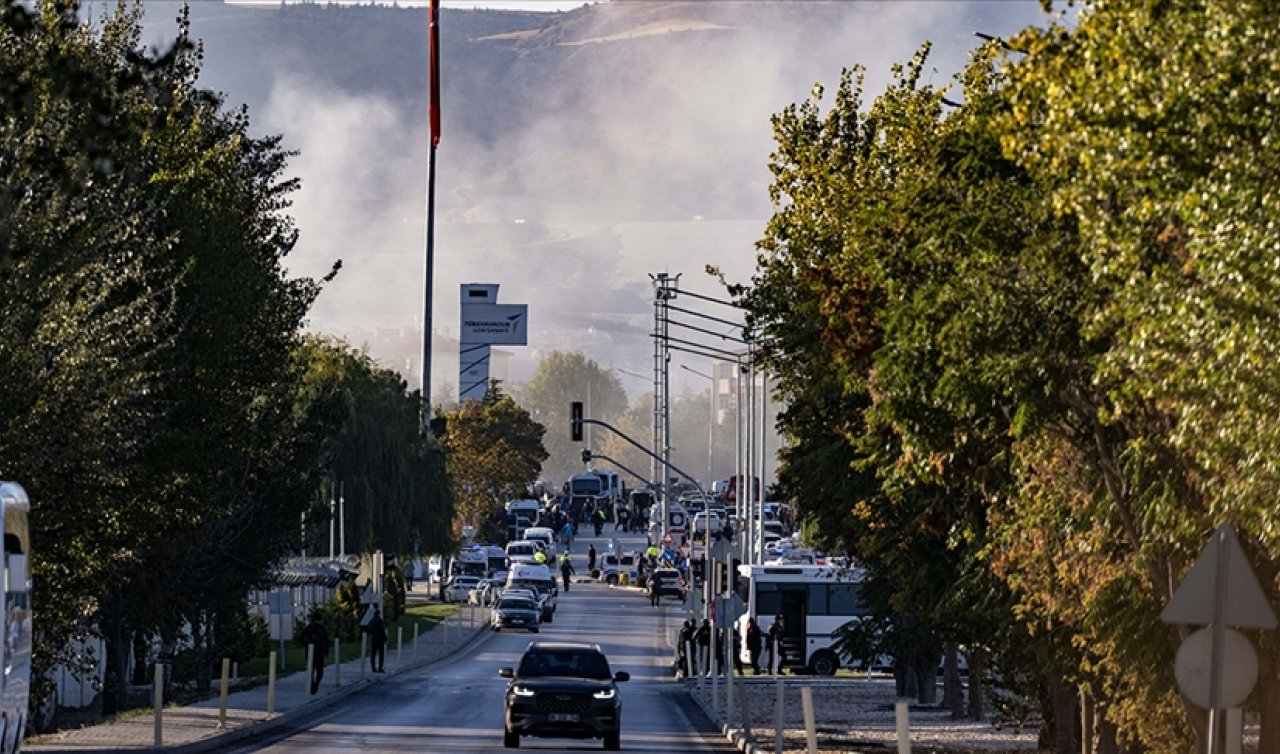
<box><xmin>297</xmin><ymin>337</ymin><xmax>456</xmax><ymax>558</ymax></box>
<box><xmin>445</xmin><ymin>383</ymin><xmax>549</xmax><ymax>539</ymax></box>
<box><xmin>517</xmin><ymin>351</ymin><xmax>627</xmax><ymax>483</ymax></box>
<box><xmin>996</xmin><ymin>3</ymin><xmax>1280</xmax><ymax>751</ymax></box>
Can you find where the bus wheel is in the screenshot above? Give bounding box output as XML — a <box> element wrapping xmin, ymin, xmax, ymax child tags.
<box><xmin>809</xmin><ymin>650</ymin><xmax>839</xmax><ymax>676</ymax></box>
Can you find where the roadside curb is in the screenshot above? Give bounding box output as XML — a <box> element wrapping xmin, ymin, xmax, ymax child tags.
<box><xmin>26</xmin><ymin>622</ymin><xmax>495</xmax><ymax>754</ymax></box>
<box><xmin>683</xmin><ymin>679</ymin><xmax>763</xmax><ymax>754</ymax></box>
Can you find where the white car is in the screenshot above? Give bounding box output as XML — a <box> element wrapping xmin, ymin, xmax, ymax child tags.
<box><xmin>444</xmin><ymin>574</ymin><xmax>481</xmax><ymax>603</ymax></box>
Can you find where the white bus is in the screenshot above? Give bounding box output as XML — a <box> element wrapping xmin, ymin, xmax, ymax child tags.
<box><xmin>735</xmin><ymin>563</ymin><xmax>868</xmax><ymax>676</ymax></box>
<box><xmin>0</xmin><ymin>482</ymin><xmax>31</xmax><ymax>752</ymax></box>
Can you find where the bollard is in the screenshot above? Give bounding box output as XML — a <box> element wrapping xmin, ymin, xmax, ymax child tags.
<box><xmin>896</xmin><ymin>700</ymin><xmax>911</xmax><ymax>754</ymax></box>
<box><xmin>233</xmin><ymin>661</ymin><xmax>239</xmax><ymax>682</ymax></box>
<box><xmin>737</xmin><ymin>671</ymin><xmax>754</xmax><ymax>742</ymax></box>
<box><xmin>774</xmin><ymin>654</ymin><xmax>784</xmax><ymax>754</ymax></box>
<box><xmin>1227</xmin><ymin>708</ymin><xmax>1243</xmax><ymax>754</ymax></box>
<box><xmin>397</xmin><ymin>626</ymin><xmax>404</xmax><ymax>668</ymax></box>
<box><xmin>218</xmin><ymin>657</ymin><xmax>230</xmax><ymax>729</ymax></box>
<box><xmin>267</xmin><ymin>651</ymin><xmax>277</xmax><ymax>715</ymax></box>
<box><xmin>710</xmin><ymin>646</ymin><xmax>719</xmax><ymax>724</ymax></box>
<box><xmin>361</xmin><ymin>634</ymin><xmax>368</xmax><ymax>676</ymax></box>
<box><xmin>154</xmin><ymin>663</ymin><xmax>164</xmax><ymax>747</ymax></box>
<box><xmin>801</xmin><ymin>686</ymin><xmax>817</xmax><ymax>754</ymax></box>
<box><xmin>414</xmin><ymin>623</ymin><xmax>420</xmax><ymax>660</ymax></box>
<box><xmin>334</xmin><ymin>637</ymin><xmax>341</xmax><ymax>687</ymax></box>
<box><xmin>306</xmin><ymin>644</ymin><xmax>315</xmax><ymax>697</ymax></box>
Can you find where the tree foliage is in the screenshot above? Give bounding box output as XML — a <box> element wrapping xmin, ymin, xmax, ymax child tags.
<box><xmin>445</xmin><ymin>383</ymin><xmax>548</xmax><ymax>539</ymax></box>
<box><xmin>517</xmin><ymin>350</ymin><xmax>626</xmax><ymax>483</ymax></box>
<box><xmin>740</xmin><ymin>2</ymin><xmax>1280</xmax><ymax>753</ymax></box>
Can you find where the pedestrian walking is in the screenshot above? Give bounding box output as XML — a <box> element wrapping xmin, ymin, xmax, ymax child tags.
<box><xmin>367</xmin><ymin>605</ymin><xmax>388</xmax><ymax>672</ymax></box>
<box><xmin>678</xmin><ymin>618</ymin><xmax>696</xmax><ymax>676</ymax></box>
<box><xmin>745</xmin><ymin>617</ymin><xmax>763</xmax><ymax>674</ymax></box>
<box><xmin>587</xmin><ymin>543</ymin><xmax>597</xmax><ymax>573</ymax></box>
<box><xmin>560</xmin><ymin>520</ymin><xmax>575</xmax><ymax>550</ymax></box>
<box><xmin>649</xmin><ymin>569</ymin><xmax>663</xmax><ymax>607</ymax></box>
<box><xmin>299</xmin><ymin>613</ymin><xmax>330</xmax><ymax>694</ymax></box>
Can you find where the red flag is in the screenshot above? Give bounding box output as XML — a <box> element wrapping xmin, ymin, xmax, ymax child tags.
<box><xmin>429</xmin><ymin>0</ymin><xmax>442</xmax><ymax>148</ymax></box>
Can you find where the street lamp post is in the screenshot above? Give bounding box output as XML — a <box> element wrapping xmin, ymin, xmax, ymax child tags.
<box><xmin>680</xmin><ymin>364</ymin><xmax>715</xmax><ymax>490</ymax></box>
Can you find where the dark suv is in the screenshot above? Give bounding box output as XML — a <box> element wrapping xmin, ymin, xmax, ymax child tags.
<box><xmin>499</xmin><ymin>642</ymin><xmax>629</xmax><ymax>750</ymax></box>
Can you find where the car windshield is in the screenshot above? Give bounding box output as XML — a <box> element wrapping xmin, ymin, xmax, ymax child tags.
<box><xmin>498</xmin><ymin>598</ymin><xmax>537</xmax><ymax>611</ymax></box>
<box><xmin>518</xmin><ymin>650</ymin><xmax>611</xmax><ymax>680</ymax></box>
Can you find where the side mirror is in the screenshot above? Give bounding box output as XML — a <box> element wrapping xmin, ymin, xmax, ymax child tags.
<box><xmin>498</xmin><ymin>667</ymin><xmax>514</xmax><ymax>678</ymax></box>
<box><xmin>614</xmin><ymin>671</ymin><xmax>630</xmax><ymax>682</ymax></box>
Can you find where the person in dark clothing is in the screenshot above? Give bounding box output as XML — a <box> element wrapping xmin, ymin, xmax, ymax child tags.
<box><xmin>678</xmin><ymin>619</ymin><xmax>697</xmax><ymax>676</ymax></box>
<box><xmin>745</xmin><ymin>617</ymin><xmax>763</xmax><ymax>675</ymax></box>
<box><xmin>766</xmin><ymin>615</ymin><xmax>786</xmax><ymax>673</ymax></box>
<box><xmin>560</xmin><ymin>552</ymin><xmax>575</xmax><ymax>591</ymax></box>
<box><xmin>695</xmin><ymin>619</ymin><xmax>712</xmax><ymax>675</ymax></box>
<box><xmin>299</xmin><ymin>614</ymin><xmax>330</xmax><ymax>694</ymax></box>
<box><xmin>649</xmin><ymin>570</ymin><xmax>663</xmax><ymax>607</ymax></box>
<box><xmin>587</xmin><ymin>544</ymin><xmax>597</xmax><ymax>573</ymax></box>
<box><xmin>367</xmin><ymin>605</ymin><xmax>388</xmax><ymax>672</ymax></box>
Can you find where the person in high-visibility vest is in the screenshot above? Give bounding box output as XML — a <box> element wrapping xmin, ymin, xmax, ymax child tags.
<box><xmin>533</xmin><ymin>549</ymin><xmax>547</xmax><ymax>564</ymax></box>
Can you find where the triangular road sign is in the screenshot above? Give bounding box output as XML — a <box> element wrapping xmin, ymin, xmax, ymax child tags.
<box><xmin>1161</xmin><ymin>523</ymin><xmax>1277</xmax><ymax>629</ymax></box>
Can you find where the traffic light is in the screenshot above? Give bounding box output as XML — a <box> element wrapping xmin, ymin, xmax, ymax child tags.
<box><xmin>570</xmin><ymin>401</ymin><xmax>583</xmax><ymax>441</ymax></box>
<box><xmin>581</xmin><ymin>448</ymin><xmax>592</xmax><ymax>464</ymax></box>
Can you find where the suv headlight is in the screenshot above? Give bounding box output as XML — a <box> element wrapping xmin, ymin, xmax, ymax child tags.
<box><xmin>592</xmin><ymin>688</ymin><xmax>616</xmax><ymax>700</ymax></box>
<box><xmin>512</xmin><ymin>685</ymin><xmax>536</xmax><ymax>697</ymax></box>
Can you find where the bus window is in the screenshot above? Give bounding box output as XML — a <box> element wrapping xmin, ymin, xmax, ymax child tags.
<box><xmin>828</xmin><ymin>583</ymin><xmax>867</xmax><ymax>615</ymax></box>
<box><xmin>755</xmin><ymin>583</ymin><xmax>781</xmax><ymax>617</ymax></box>
<box><xmin>807</xmin><ymin>584</ymin><xmax>828</xmax><ymax>615</ymax></box>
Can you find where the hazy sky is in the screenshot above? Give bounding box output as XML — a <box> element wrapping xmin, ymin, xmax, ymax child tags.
<box><xmin>100</xmin><ymin>1</ymin><xmax>1060</xmax><ymax>402</ymax></box>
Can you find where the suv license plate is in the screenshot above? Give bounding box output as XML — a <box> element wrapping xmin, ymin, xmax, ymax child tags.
<box><xmin>549</xmin><ymin>713</ymin><xmax>579</xmax><ymax>723</ymax></box>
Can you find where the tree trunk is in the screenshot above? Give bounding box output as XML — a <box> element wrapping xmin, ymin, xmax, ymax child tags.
<box><xmin>1096</xmin><ymin>712</ymin><xmax>1122</xmax><ymax>754</ymax></box>
<box><xmin>1259</xmin><ymin>650</ymin><xmax>1280</xmax><ymax>754</ymax></box>
<box><xmin>100</xmin><ymin>597</ymin><xmax>131</xmax><ymax>716</ymax></box>
<box><xmin>966</xmin><ymin>647</ymin><xmax>985</xmax><ymax>721</ymax></box>
<box><xmin>1045</xmin><ymin>678</ymin><xmax>1080</xmax><ymax>754</ymax></box>
<box><xmin>943</xmin><ymin>642</ymin><xmax>964</xmax><ymax>718</ymax></box>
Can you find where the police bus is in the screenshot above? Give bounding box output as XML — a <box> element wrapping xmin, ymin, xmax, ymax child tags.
<box><xmin>735</xmin><ymin>563</ymin><xmax>868</xmax><ymax>676</ymax></box>
<box><xmin>0</xmin><ymin>482</ymin><xmax>31</xmax><ymax>752</ymax></box>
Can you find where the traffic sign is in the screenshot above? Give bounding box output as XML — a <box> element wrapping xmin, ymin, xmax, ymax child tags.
<box><xmin>1161</xmin><ymin>523</ymin><xmax>1277</xmax><ymax>629</ymax></box>
<box><xmin>1174</xmin><ymin>626</ymin><xmax>1257</xmax><ymax>710</ymax></box>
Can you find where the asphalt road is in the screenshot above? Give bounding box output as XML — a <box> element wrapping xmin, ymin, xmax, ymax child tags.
<box><xmin>234</xmin><ymin>531</ymin><xmax>735</xmax><ymax>753</ymax></box>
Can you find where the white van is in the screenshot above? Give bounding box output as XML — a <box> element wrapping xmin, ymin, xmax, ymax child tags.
<box><xmin>506</xmin><ymin>563</ymin><xmax>558</xmax><ymax>613</ymax></box>
<box><xmin>522</xmin><ymin>526</ymin><xmax>556</xmax><ymax>558</ymax></box>
<box><xmin>648</xmin><ymin>502</ymin><xmax>689</xmax><ymax>541</ymax></box>
<box><xmin>505</xmin><ymin>498</ymin><xmax>542</xmax><ymax>525</ymax></box>
<box><xmin>505</xmin><ymin>540</ymin><xmax>541</xmax><ymax>565</ymax></box>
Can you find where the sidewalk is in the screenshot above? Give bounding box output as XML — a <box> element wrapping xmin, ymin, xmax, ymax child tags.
<box><xmin>25</xmin><ymin>602</ymin><xmax>493</xmax><ymax>753</ymax></box>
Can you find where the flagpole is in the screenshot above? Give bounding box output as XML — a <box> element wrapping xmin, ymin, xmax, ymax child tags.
<box><xmin>421</xmin><ymin>0</ymin><xmax>441</xmax><ymax>433</ymax></box>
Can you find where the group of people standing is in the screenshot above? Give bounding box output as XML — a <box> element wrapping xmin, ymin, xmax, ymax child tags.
<box><xmin>676</xmin><ymin>614</ymin><xmax>789</xmax><ymax>677</ymax></box>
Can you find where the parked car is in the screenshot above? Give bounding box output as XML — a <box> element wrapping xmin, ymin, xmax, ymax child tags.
<box><xmin>445</xmin><ymin>574</ymin><xmax>482</xmax><ymax>603</ymax></box>
<box><xmin>499</xmin><ymin>642</ymin><xmax>629</xmax><ymax>750</ymax></box>
<box><xmin>469</xmin><ymin>577</ymin><xmax>505</xmax><ymax>606</ymax></box>
<box><xmin>491</xmin><ymin>596</ymin><xmax>541</xmax><ymax>633</ymax></box>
